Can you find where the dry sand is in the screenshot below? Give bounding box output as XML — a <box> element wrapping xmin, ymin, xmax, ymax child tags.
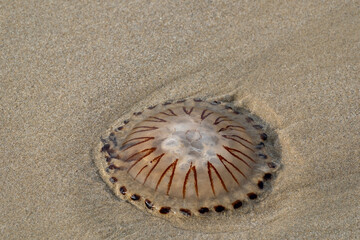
<box><xmin>1</xmin><ymin>1</ymin><xmax>359</xmax><ymax>239</ymax></box>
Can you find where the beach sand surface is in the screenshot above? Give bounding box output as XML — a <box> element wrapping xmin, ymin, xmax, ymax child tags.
<box><xmin>1</xmin><ymin>1</ymin><xmax>359</xmax><ymax>239</ymax></box>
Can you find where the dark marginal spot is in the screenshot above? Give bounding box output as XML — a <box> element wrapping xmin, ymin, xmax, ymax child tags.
<box><xmin>258</xmin><ymin>153</ymin><xmax>268</xmax><ymax>159</ymax></box>
<box><xmin>225</xmin><ymin>105</ymin><xmax>233</xmax><ymax>110</ymax></box>
<box><xmin>148</xmin><ymin>105</ymin><xmax>157</xmax><ymax>109</ymax></box>
<box><xmin>105</xmin><ymin>156</ymin><xmax>111</xmax><ymax>162</ymax></box>
<box><xmin>108</xmin><ymin>164</ymin><xmax>125</xmax><ymax>171</ymax></box>
<box><xmin>255</xmin><ymin>142</ymin><xmax>265</xmax><ymax>149</ymax></box>
<box><xmin>253</xmin><ymin>124</ymin><xmax>263</xmax><ymax>130</ymax></box>
<box><xmin>101</xmin><ymin>144</ymin><xmax>110</xmax><ymax>152</ymax></box>
<box><xmin>109</xmin><ymin>177</ymin><xmax>117</xmax><ymax>183</ymax></box>
<box><xmin>198</xmin><ymin>207</ymin><xmax>209</xmax><ymax>214</ymax></box>
<box><xmin>258</xmin><ymin>181</ymin><xmax>264</xmax><ymax>189</ymax></box>
<box><xmin>119</xmin><ymin>186</ymin><xmax>127</xmax><ymax>195</ymax></box>
<box><xmin>264</xmin><ymin>173</ymin><xmax>272</xmax><ymax>180</ymax></box>
<box><xmin>131</xmin><ymin>194</ymin><xmax>140</xmax><ymax>201</ymax></box>
<box><xmin>268</xmin><ymin>162</ymin><xmax>277</xmax><ymax>169</ymax></box>
<box><xmin>246</xmin><ymin>117</ymin><xmax>254</xmax><ymax>122</ymax></box>
<box><xmin>232</xmin><ymin>200</ymin><xmax>243</xmax><ymax>209</ymax></box>
<box><xmin>214</xmin><ymin>205</ymin><xmax>225</xmax><ymax>212</ymax></box>
<box><xmin>133</xmin><ymin>112</ymin><xmax>142</xmax><ymax>116</ymax></box>
<box><xmin>109</xmin><ymin>135</ymin><xmax>117</xmax><ymax>146</ymax></box>
<box><xmin>193</xmin><ymin>98</ymin><xmax>202</xmax><ymax>102</ymax></box>
<box><xmin>211</xmin><ymin>100</ymin><xmax>221</xmax><ymax>105</ymax></box>
<box><xmin>159</xmin><ymin>207</ymin><xmax>171</xmax><ymax>214</ymax></box>
<box><xmin>176</xmin><ymin>99</ymin><xmax>186</xmax><ymax>103</ymax></box>
<box><xmin>145</xmin><ymin>199</ymin><xmax>153</xmax><ymax>209</ymax></box>
<box><xmin>233</xmin><ymin>110</ymin><xmax>240</xmax><ymax>114</ymax></box>
<box><xmin>163</xmin><ymin>101</ymin><xmax>172</xmax><ymax>105</ymax></box>
<box><xmin>107</xmin><ymin>149</ymin><xmax>118</xmax><ymax>158</ymax></box>
<box><xmin>123</xmin><ymin>120</ymin><xmax>129</xmax><ymax>124</ymax></box>
<box><xmin>260</xmin><ymin>133</ymin><xmax>268</xmax><ymax>141</ymax></box>
<box><xmin>180</xmin><ymin>208</ymin><xmax>192</xmax><ymax>216</ymax></box>
<box><xmin>248</xmin><ymin>193</ymin><xmax>258</xmax><ymax>200</ymax></box>
<box><xmin>117</xmin><ymin>126</ymin><xmax>123</xmax><ymax>131</ymax></box>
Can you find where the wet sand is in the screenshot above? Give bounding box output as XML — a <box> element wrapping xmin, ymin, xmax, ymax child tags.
<box><xmin>1</xmin><ymin>1</ymin><xmax>359</xmax><ymax>239</ymax></box>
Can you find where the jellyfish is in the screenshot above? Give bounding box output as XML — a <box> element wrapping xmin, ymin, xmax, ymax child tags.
<box><xmin>95</xmin><ymin>98</ymin><xmax>279</xmax><ymax>217</ymax></box>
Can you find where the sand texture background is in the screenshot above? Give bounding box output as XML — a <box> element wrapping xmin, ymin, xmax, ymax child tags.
<box><xmin>1</xmin><ymin>1</ymin><xmax>359</xmax><ymax>239</ymax></box>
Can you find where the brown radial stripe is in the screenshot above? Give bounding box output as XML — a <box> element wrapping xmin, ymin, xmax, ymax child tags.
<box><xmin>222</xmin><ymin>135</ymin><xmax>254</xmax><ymax>152</ymax></box>
<box><xmin>144</xmin><ymin>116</ymin><xmax>166</xmax><ymax>122</ymax></box>
<box><xmin>218</xmin><ymin>125</ymin><xmax>245</xmax><ymax>133</ymax></box>
<box><xmin>201</xmin><ymin>109</ymin><xmax>213</xmax><ymax>120</ymax></box>
<box><xmin>182</xmin><ymin>162</ymin><xmax>199</xmax><ymax>198</ymax></box>
<box><xmin>128</xmin><ymin>126</ymin><xmax>158</xmax><ymax>136</ymax></box>
<box><xmin>135</xmin><ymin>165</ymin><xmax>148</xmax><ymax>179</ymax></box>
<box><xmin>222</xmin><ymin>133</ymin><xmax>253</xmax><ymax>145</ymax></box>
<box><xmin>126</xmin><ymin>148</ymin><xmax>156</xmax><ymax>173</ymax></box>
<box><xmin>143</xmin><ymin>153</ymin><xmax>165</xmax><ymax>184</ymax></box>
<box><xmin>121</xmin><ymin>137</ymin><xmax>155</xmax><ymax>151</ymax></box>
<box><xmin>222</xmin><ymin>146</ymin><xmax>251</xmax><ymax>167</ymax></box>
<box><xmin>223</xmin><ymin>145</ymin><xmax>255</xmax><ymax>165</ymax></box>
<box><xmin>183</xmin><ymin>107</ymin><xmax>194</xmax><ymax>115</ymax></box>
<box><xmin>207</xmin><ymin>161</ymin><xmax>228</xmax><ymax>196</ymax></box>
<box><xmin>155</xmin><ymin>159</ymin><xmax>178</xmax><ymax>194</ymax></box>
<box><xmin>159</xmin><ymin>109</ymin><xmax>177</xmax><ymax>116</ymax></box>
<box><xmin>214</xmin><ymin>116</ymin><xmax>232</xmax><ymax>125</ymax></box>
<box><xmin>166</xmin><ymin>159</ymin><xmax>178</xmax><ymax>195</ymax></box>
<box><xmin>217</xmin><ymin>153</ymin><xmax>247</xmax><ymax>179</ymax></box>
<box><xmin>217</xmin><ymin>154</ymin><xmax>240</xmax><ymax>184</ymax></box>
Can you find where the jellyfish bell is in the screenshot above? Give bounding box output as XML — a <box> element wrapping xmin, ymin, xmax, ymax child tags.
<box><xmin>95</xmin><ymin>98</ymin><xmax>279</xmax><ymax>217</ymax></box>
